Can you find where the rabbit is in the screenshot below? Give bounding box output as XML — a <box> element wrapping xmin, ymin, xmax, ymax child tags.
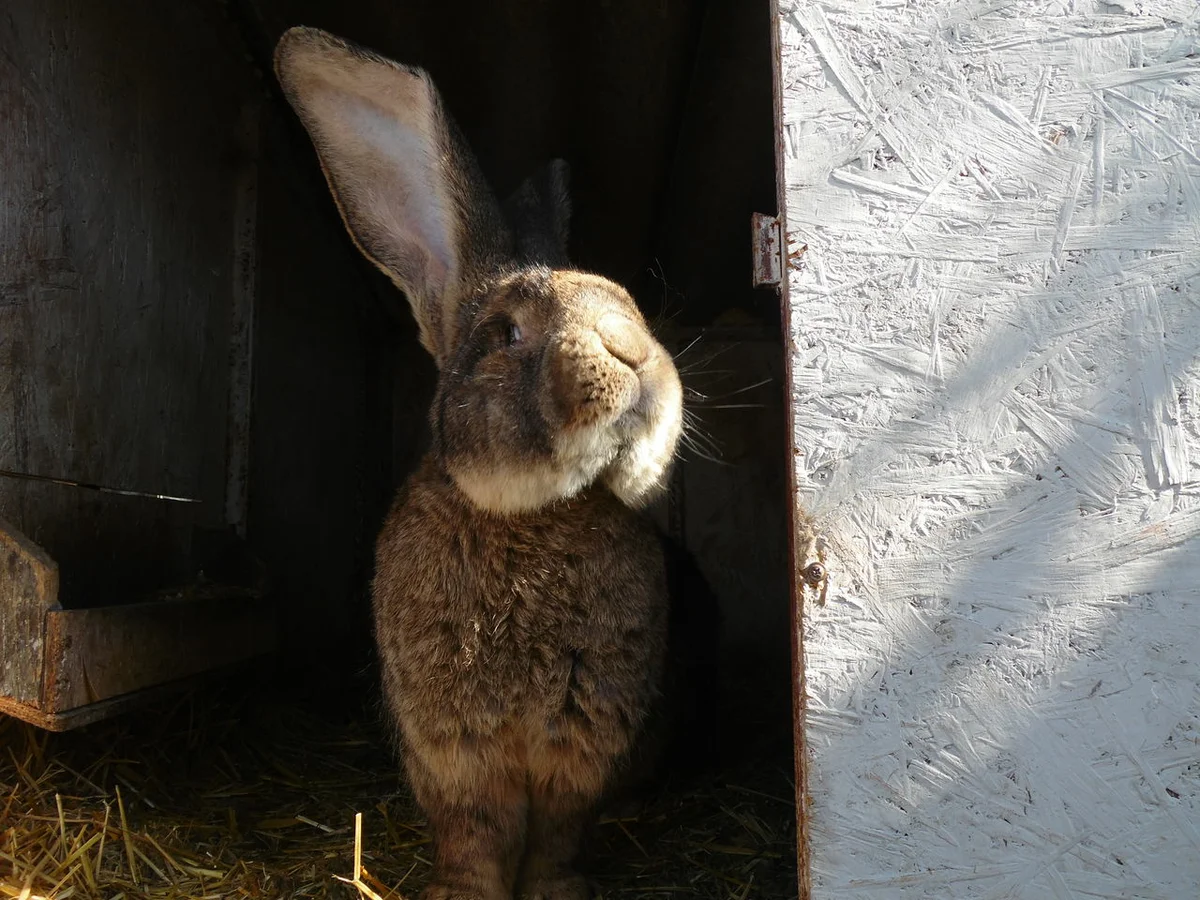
<box><xmin>274</xmin><ymin>27</ymin><xmax>685</xmax><ymax>900</ymax></box>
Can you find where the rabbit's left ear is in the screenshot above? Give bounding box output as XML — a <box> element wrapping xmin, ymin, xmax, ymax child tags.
<box><xmin>274</xmin><ymin>27</ymin><xmax>511</xmax><ymax>364</ymax></box>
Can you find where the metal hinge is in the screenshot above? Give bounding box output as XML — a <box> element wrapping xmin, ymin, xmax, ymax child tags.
<box><xmin>751</xmin><ymin>212</ymin><xmax>783</xmax><ymax>288</ymax></box>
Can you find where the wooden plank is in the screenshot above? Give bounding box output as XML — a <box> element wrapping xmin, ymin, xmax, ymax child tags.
<box><xmin>225</xmin><ymin>100</ymin><xmax>262</xmax><ymax>539</ymax></box>
<box><xmin>40</xmin><ymin>590</ymin><xmax>276</xmax><ymax>715</ymax></box>
<box><xmin>2</xmin><ymin>484</ymin><xmax>199</xmax><ymax>608</ymax></box>
<box><xmin>247</xmin><ymin>114</ymin><xmax>396</xmax><ymax>659</ymax></box>
<box><xmin>0</xmin><ymin>517</ymin><xmax>58</xmax><ymax>707</ymax></box>
<box><xmin>0</xmin><ymin>663</ymin><xmax>262</xmax><ymax>733</ymax></box>
<box><xmin>0</xmin><ymin>0</ymin><xmax>258</xmax><ymax>599</ymax></box>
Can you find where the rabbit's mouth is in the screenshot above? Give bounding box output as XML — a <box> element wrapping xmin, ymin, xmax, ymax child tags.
<box><xmin>547</xmin><ymin>322</ymin><xmax>683</xmax><ymax>507</ymax></box>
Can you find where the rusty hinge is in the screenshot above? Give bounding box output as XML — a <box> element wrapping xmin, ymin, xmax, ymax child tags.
<box><xmin>751</xmin><ymin>212</ymin><xmax>783</xmax><ymax>288</ymax></box>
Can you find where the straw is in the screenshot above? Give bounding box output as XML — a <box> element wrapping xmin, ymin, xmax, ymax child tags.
<box><xmin>0</xmin><ymin>681</ymin><xmax>797</xmax><ymax>898</ymax></box>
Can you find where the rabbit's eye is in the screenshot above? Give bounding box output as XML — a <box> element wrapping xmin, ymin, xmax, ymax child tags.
<box><xmin>484</xmin><ymin>317</ymin><xmax>522</xmax><ymax>354</ymax></box>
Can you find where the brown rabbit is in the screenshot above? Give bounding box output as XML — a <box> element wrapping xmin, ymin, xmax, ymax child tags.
<box><xmin>274</xmin><ymin>28</ymin><xmax>684</xmax><ymax>900</ymax></box>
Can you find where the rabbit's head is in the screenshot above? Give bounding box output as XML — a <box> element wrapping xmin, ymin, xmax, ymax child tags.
<box><xmin>275</xmin><ymin>28</ymin><xmax>682</xmax><ymax>514</ymax></box>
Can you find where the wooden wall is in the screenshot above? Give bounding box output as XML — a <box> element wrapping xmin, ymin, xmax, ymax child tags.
<box><xmin>247</xmin><ymin>111</ymin><xmax>402</xmax><ymax>658</ymax></box>
<box><xmin>241</xmin><ymin>0</ymin><xmax>778</xmax><ymax>327</ymax></box>
<box><xmin>0</xmin><ymin>0</ymin><xmax>393</xmax><ymax>664</ymax></box>
<box><xmin>0</xmin><ymin>0</ymin><xmax>253</xmax><ymax>604</ymax></box>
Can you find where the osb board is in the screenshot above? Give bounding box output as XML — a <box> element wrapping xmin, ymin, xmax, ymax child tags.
<box><xmin>0</xmin><ymin>0</ymin><xmax>256</xmax><ymax>601</ymax></box>
<box><xmin>778</xmin><ymin>2</ymin><xmax>1200</xmax><ymax>897</ymax></box>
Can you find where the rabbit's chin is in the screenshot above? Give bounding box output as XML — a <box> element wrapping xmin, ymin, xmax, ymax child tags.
<box><xmin>447</xmin><ymin>407</ymin><xmax>680</xmax><ymax>516</ymax></box>
<box><xmin>602</xmin><ymin>393</ymin><xmax>684</xmax><ymax>508</ymax></box>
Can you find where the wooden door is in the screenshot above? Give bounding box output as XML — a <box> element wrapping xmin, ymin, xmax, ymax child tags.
<box><xmin>775</xmin><ymin>2</ymin><xmax>1200</xmax><ymax>896</ymax></box>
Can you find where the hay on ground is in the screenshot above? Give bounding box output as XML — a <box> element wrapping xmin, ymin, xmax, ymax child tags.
<box><xmin>1</xmin><ymin>677</ymin><xmax>797</xmax><ymax>899</ymax></box>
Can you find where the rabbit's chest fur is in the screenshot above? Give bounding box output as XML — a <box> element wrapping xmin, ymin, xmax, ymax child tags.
<box><xmin>372</xmin><ymin>461</ymin><xmax>669</xmax><ymax>756</ymax></box>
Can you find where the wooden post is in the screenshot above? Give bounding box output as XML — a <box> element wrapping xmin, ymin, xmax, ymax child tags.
<box><xmin>0</xmin><ymin>517</ymin><xmax>59</xmax><ymax>712</ymax></box>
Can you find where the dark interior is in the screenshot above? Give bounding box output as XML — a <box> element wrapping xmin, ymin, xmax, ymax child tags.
<box><xmin>0</xmin><ymin>0</ymin><xmax>796</xmax><ymax>892</ymax></box>
<box><xmin>239</xmin><ymin>0</ymin><xmax>789</xmax><ymax>670</ymax></box>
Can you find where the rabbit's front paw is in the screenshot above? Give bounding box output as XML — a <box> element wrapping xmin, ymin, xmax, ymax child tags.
<box><xmin>519</xmin><ymin>873</ymin><xmax>592</xmax><ymax>900</ymax></box>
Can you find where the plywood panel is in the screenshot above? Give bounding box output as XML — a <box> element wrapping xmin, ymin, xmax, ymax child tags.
<box><xmin>778</xmin><ymin>1</ymin><xmax>1200</xmax><ymax>896</ymax></box>
<box><xmin>0</xmin><ymin>0</ymin><xmax>256</xmax><ymax>601</ymax></box>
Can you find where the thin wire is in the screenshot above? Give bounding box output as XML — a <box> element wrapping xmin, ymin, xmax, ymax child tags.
<box><xmin>0</xmin><ymin>469</ymin><xmax>201</xmax><ymax>504</ymax></box>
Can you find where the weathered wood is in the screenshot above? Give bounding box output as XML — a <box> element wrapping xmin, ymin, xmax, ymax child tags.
<box><xmin>40</xmin><ymin>590</ymin><xmax>275</xmax><ymax>716</ymax></box>
<box><xmin>2</xmin><ymin>484</ymin><xmax>200</xmax><ymax>608</ymax></box>
<box><xmin>0</xmin><ymin>664</ymin><xmax>262</xmax><ymax>733</ymax></box>
<box><xmin>1</xmin><ymin>519</ymin><xmax>275</xmax><ymax>733</ymax></box>
<box><xmin>225</xmin><ymin>100</ymin><xmax>263</xmax><ymax>539</ymax></box>
<box><xmin>0</xmin><ymin>517</ymin><xmax>58</xmax><ymax>706</ymax></box>
<box><xmin>0</xmin><ymin>0</ymin><xmax>258</xmax><ymax>602</ymax></box>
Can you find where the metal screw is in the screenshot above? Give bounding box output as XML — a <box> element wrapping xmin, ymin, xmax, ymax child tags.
<box><xmin>802</xmin><ymin>562</ymin><xmax>825</xmax><ymax>587</ymax></box>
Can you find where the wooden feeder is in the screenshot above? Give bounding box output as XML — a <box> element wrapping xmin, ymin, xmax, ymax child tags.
<box><xmin>0</xmin><ymin>516</ymin><xmax>274</xmax><ymax>731</ymax></box>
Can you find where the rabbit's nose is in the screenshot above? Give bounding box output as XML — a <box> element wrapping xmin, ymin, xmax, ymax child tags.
<box><xmin>596</xmin><ymin>313</ymin><xmax>651</xmax><ymax>369</ymax></box>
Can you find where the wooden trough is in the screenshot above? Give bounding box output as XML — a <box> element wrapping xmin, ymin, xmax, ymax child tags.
<box><xmin>0</xmin><ymin>516</ymin><xmax>274</xmax><ymax>731</ymax></box>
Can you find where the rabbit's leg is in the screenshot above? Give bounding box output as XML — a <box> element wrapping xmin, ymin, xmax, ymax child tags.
<box><xmin>406</xmin><ymin>742</ymin><xmax>527</xmax><ymax>900</ymax></box>
<box><xmin>517</xmin><ymin>745</ymin><xmax>608</xmax><ymax>900</ymax></box>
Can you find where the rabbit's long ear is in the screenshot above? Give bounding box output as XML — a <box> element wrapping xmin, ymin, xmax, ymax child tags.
<box><xmin>503</xmin><ymin>159</ymin><xmax>572</xmax><ymax>267</ymax></box>
<box><xmin>274</xmin><ymin>27</ymin><xmax>510</xmax><ymax>363</ymax></box>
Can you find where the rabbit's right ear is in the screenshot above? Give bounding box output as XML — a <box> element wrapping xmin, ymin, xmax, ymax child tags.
<box><xmin>274</xmin><ymin>27</ymin><xmax>510</xmax><ymax>363</ymax></box>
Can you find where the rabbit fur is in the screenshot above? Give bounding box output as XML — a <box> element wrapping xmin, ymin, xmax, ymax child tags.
<box><xmin>275</xmin><ymin>27</ymin><xmax>685</xmax><ymax>900</ymax></box>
